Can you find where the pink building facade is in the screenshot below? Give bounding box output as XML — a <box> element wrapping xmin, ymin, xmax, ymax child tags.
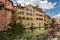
<box><xmin>0</xmin><ymin>0</ymin><xmax>13</xmax><ymax>31</ymax></box>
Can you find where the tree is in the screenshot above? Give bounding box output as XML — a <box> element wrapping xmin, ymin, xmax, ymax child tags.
<box><xmin>7</xmin><ymin>21</ymin><xmax>25</xmax><ymax>40</ymax></box>
<box><xmin>6</xmin><ymin>2</ymin><xmax>26</xmax><ymax>40</ymax></box>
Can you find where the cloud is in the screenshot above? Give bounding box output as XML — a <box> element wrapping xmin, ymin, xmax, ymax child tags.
<box><xmin>14</xmin><ymin>0</ymin><xmax>57</xmax><ymax>10</ymax></box>
<box><xmin>38</xmin><ymin>1</ymin><xmax>57</xmax><ymax>10</ymax></box>
<box><xmin>52</xmin><ymin>12</ymin><xmax>60</xmax><ymax>19</ymax></box>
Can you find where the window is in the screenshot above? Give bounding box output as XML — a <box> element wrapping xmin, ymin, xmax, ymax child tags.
<box><xmin>20</xmin><ymin>11</ymin><xmax>24</xmax><ymax>15</ymax></box>
<box><xmin>33</xmin><ymin>10</ymin><xmax>35</xmax><ymax>12</ymax></box>
<box><xmin>39</xmin><ymin>18</ymin><xmax>43</xmax><ymax>20</ymax></box>
<box><xmin>39</xmin><ymin>15</ymin><xmax>43</xmax><ymax>16</ymax></box>
<box><xmin>36</xmin><ymin>14</ymin><xmax>43</xmax><ymax>16</ymax></box>
<box><xmin>21</xmin><ymin>7</ymin><xmax>24</xmax><ymax>9</ymax></box>
<box><xmin>26</xmin><ymin>9</ymin><xmax>29</xmax><ymax>11</ymax></box>
<box><xmin>19</xmin><ymin>17</ymin><xmax>21</xmax><ymax>19</ymax></box>
<box><xmin>26</xmin><ymin>13</ymin><xmax>32</xmax><ymax>16</ymax></box>
<box><xmin>36</xmin><ymin>18</ymin><xmax>38</xmax><ymax>20</ymax></box>
<box><xmin>36</xmin><ymin>14</ymin><xmax>38</xmax><ymax>16</ymax></box>
<box><xmin>30</xmin><ymin>13</ymin><xmax>32</xmax><ymax>16</ymax></box>
<box><xmin>26</xmin><ymin>13</ymin><xmax>29</xmax><ymax>15</ymax></box>
<box><xmin>12</xmin><ymin>11</ymin><xmax>14</xmax><ymax>14</ymax></box>
<box><xmin>36</xmin><ymin>18</ymin><xmax>43</xmax><ymax>20</ymax></box>
<box><xmin>12</xmin><ymin>18</ymin><xmax>14</xmax><ymax>20</ymax></box>
<box><xmin>0</xmin><ymin>5</ymin><xmax>2</xmax><ymax>10</ymax></box>
<box><xmin>23</xmin><ymin>17</ymin><xmax>25</xmax><ymax>20</ymax></box>
<box><xmin>26</xmin><ymin>17</ymin><xmax>29</xmax><ymax>20</ymax></box>
<box><xmin>7</xmin><ymin>9</ymin><xmax>10</xmax><ymax>12</ymax></box>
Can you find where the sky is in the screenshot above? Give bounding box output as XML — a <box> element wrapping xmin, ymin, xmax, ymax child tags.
<box><xmin>12</xmin><ymin>0</ymin><xmax>60</xmax><ymax>19</ymax></box>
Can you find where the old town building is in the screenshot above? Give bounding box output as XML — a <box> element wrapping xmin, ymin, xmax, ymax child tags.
<box><xmin>16</xmin><ymin>5</ymin><xmax>44</xmax><ymax>28</ymax></box>
<box><xmin>44</xmin><ymin>13</ymin><xmax>52</xmax><ymax>29</ymax></box>
<box><xmin>0</xmin><ymin>0</ymin><xmax>13</xmax><ymax>31</ymax></box>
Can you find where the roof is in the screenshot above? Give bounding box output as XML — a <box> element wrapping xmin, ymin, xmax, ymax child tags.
<box><xmin>26</xmin><ymin>4</ymin><xmax>43</xmax><ymax>12</ymax></box>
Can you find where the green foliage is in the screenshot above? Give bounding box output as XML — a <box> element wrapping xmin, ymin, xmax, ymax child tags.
<box><xmin>0</xmin><ymin>21</ymin><xmax>48</xmax><ymax>40</ymax></box>
<box><xmin>7</xmin><ymin>22</ymin><xmax>25</xmax><ymax>40</ymax></box>
<box><xmin>19</xmin><ymin>29</ymin><xmax>48</xmax><ymax>40</ymax></box>
<box><xmin>0</xmin><ymin>27</ymin><xmax>48</xmax><ymax>40</ymax></box>
<box><xmin>23</xmin><ymin>31</ymin><xmax>36</xmax><ymax>40</ymax></box>
<box><xmin>36</xmin><ymin>33</ymin><xmax>48</xmax><ymax>40</ymax></box>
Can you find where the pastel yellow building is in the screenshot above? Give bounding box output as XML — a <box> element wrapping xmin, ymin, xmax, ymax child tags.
<box><xmin>16</xmin><ymin>5</ymin><xmax>44</xmax><ymax>28</ymax></box>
